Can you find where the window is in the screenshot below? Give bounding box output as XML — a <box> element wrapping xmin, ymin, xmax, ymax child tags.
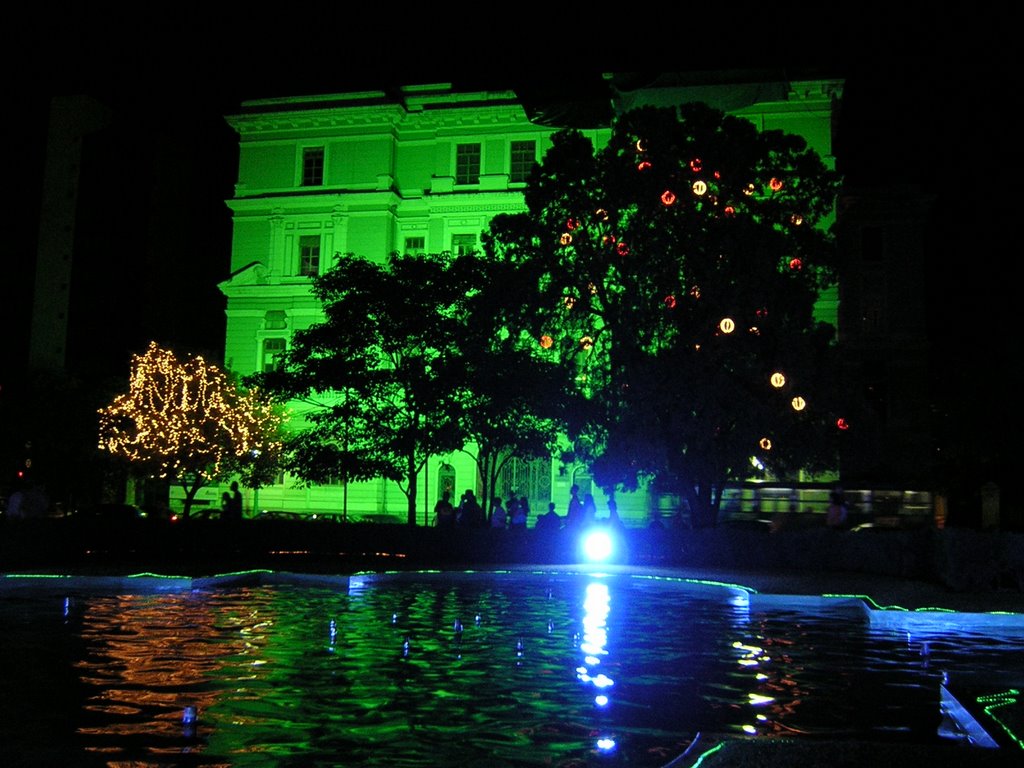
<box><xmin>455</xmin><ymin>143</ymin><xmax>481</xmax><ymax>185</ymax></box>
<box><xmin>451</xmin><ymin>234</ymin><xmax>477</xmax><ymax>256</ymax></box>
<box><xmin>404</xmin><ymin>236</ymin><xmax>426</xmax><ymax>255</ymax></box>
<box><xmin>262</xmin><ymin>338</ymin><xmax>287</xmax><ymax>372</ymax></box>
<box><xmin>264</xmin><ymin>310</ymin><xmax>287</xmax><ymax>330</ymax></box>
<box><xmin>299</xmin><ymin>235</ymin><xmax>320</xmax><ymax>276</ymax></box>
<box><xmin>510</xmin><ymin>140</ymin><xmax>536</xmax><ymax>184</ymax></box>
<box><xmin>302</xmin><ymin>147</ymin><xmax>324</xmax><ymax>186</ymax></box>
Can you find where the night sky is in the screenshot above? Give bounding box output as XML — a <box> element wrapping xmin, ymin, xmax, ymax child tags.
<box><xmin>3</xmin><ymin>16</ymin><xmax>1016</xmax><ymax>481</ymax></box>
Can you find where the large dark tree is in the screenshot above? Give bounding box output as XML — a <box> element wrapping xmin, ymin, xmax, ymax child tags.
<box><xmin>449</xmin><ymin>253</ymin><xmax>579</xmax><ymax>520</ymax></box>
<box><xmin>261</xmin><ymin>253</ymin><xmax>466</xmax><ymax>526</ymax></box>
<box><xmin>484</xmin><ymin>104</ymin><xmax>844</xmax><ymax>527</ymax></box>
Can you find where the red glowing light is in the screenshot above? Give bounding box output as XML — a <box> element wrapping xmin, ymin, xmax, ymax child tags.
<box><xmin>836</xmin><ymin>418</ymin><xmax>850</xmax><ymax>431</ymax></box>
<box><xmin>661</xmin><ymin>190</ymin><xmax>677</xmax><ymax>205</ymax></box>
<box><xmin>616</xmin><ymin>241</ymin><xmax>630</xmax><ymax>256</ymax></box>
<box><xmin>789</xmin><ymin>258</ymin><xmax>803</xmax><ymax>271</ymax></box>
<box><xmin>770</xmin><ymin>177</ymin><xmax>783</xmax><ymax>191</ymax></box>
<box><xmin>689</xmin><ymin>157</ymin><xmax>702</xmax><ymax>172</ymax></box>
<box><xmin>566</xmin><ymin>217</ymin><xmax>578</xmax><ymax>230</ymax></box>
<box><xmin>664</xmin><ymin>295</ymin><xmax>677</xmax><ymax>309</ymax></box>
<box><xmin>724</xmin><ymin>205</ymin><xmax>735</xmax><ymax>216</ymax></box>
<box><xmin>540</xmin><ymin>335</ymin><xmax>553</xmax><ymax>349</ymax></box>
<box><xmin>637</xmin><ymin>161</ymin><xmax>652</xmax><ymax>171</ymax></box>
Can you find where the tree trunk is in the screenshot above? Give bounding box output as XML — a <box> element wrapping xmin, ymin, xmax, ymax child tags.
<box><xmin>406</xmin><ymin>452</ymin><xmax>418</xmax><ymax>526</ymax></box>
<box><xmin>180</xmin><ymin>479</ymin><xmax>204</xmax><ymax>520</ymax></box>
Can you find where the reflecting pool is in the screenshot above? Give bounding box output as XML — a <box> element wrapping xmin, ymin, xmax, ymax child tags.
<box><xmin>1</xmin><ymin>570</ymin><xmax>1021</xmax><ymax>766</ymax></box>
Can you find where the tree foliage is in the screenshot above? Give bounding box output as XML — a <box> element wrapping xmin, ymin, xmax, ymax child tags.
<box><xmin>261</xmin><ymin>253</ymin><xmax>468</xmax><ymax>525</ymax></box>
<box><xmin>98</xmin><ymin>342</ymin><xmax>284</xmax><ymax>518</ymax></box>
<box><xmin>449</xmin><ymin>253</ymin><xmax>578</xmax><ymax>519</ymax></box>
<box><xmin>484</xmin><ymin>104</ymin><xmax>844</xmax><ymax>526</ymax></box>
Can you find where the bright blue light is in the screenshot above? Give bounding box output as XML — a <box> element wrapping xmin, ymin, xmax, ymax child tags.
<box><xmin>597</xmin><ymin>737</ymin><xmax>616</xmax><ymax>751</ymax></box>
<box><xmin>583</xmin><ymin>529</ymin><xmax>613</xmax><ymax>561</ymax></box>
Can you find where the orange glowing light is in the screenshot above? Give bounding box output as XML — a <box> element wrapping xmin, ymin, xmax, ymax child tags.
<box><xmin>595</xmin><ymin>208</ymin><xmax>609</xmax><ymax>221</ymax></box>
<box><xmin>759</xmin><ymin>437</ymin><xmax>772</xmax><ymax>451</ymax></box>
<box><xmin>719</xmin><ymin>317</ymin><xmax>736</xmax><ymax>334</ymax></box>
<box><xmin>661</xmin><ymin>190</ymin><xmax>677</xmax><ymax>205</ymax></box>
<box><xmin>743</xmin><ymin>183</ymin><xmax>756</xmax><ymax>196</ymax></box>
<box><xmin>770</xmin><ymin>177</ymin><xmax>783</xmax><ymax>191</ymax></box>
<box><xmin>790</xmin><ymin>214</ymin><xmax>804</xmax><ymax>226</ymax></box>
<box><xmin>724</xmin><ymin>205</ymin><xmax>735</xmax><ymax>216</ymax></box>
<box><xmin>560</xmin><ymin>233</ymin><xmax>573</xmax><ymax>245</ymax></box>
<box><xmin>580</xmin><ymin>336</ymin><xmax>594</xmax><ymax>350</ymax></box>
<box><xmin>770</xmin><ymin>372</ymin><xmax>786</xmax><ymax>388</ymax></box>
<box><xmin>636</xmin><ymin>139</ymin><xmax>647</xmax><ymax>152</ymax></box>
<box><xmin>539</xmin><ymin>335</ymin><xmax>553</xmax><ymax>349</ymax></box>
<box><xmin>791</xmin><ymin>396</ymin><xmax>806</xmax><ymax>411</ymax></box>
<box><xmin>689</xmin><ymin>285</ymin><xmax>701</xmax><ymax>299</ymax></box>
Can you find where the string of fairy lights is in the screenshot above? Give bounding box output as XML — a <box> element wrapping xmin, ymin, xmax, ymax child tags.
<box><xmin>98</xmin><ymin>342</ymin><xmax>283</xmax><ymax>484</ymax></box>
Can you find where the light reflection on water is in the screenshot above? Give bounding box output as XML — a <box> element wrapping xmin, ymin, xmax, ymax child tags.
<box><xmin>1</xmin><ymin>573</ymin><xmax>1021</xmax><ymax>767</ymax></box>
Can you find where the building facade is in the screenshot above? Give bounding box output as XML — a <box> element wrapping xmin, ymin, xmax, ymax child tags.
<box><xmin>210</xmin><ymin>76</ymin><xmax>843</xmax><ymax>524</ymax></box>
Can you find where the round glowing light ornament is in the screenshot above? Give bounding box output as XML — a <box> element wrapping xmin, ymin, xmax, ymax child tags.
<box><xmin>743</xmin><ymin>183</ymin><xmax>756</xmax><ymax>196</ymax></box>
<box><xmin>595</xmin><ymin>208</ymin><xmax>609</xmax><ymax>221</ymax></box>
<box><xmin>791</xmin><ymin>396</ymin><xmax>807</xmax><ymax>411</ymax></box>
<box><xmin>836</xmin><ymin>417</ymin><xmax>850</xmax><ymax>431</ymax></box>
<box><xmin>718</xmin><ymin>317</ymin><xmax>736</xmax><ymax>334</ymax></box>
<box><xmin>560</xmin><ymin>233</ymin><xmax>573</xmax><ymax>245</ymax></box>
<box><xmin>689</xmin><ymin>157</ymin><xmax>702</xmax><ymax>172</ymax></box>
<box><xmin>692</xmin><ymin>180</ymin><xmax>707</xmax><ymax>196</ymax></box>
<box><xmin>759</xmin><ymin>437</ymin><xmax>772</xmax><ymax>450</ymax></box>
<box><xmin>789</xmin><ymin>258</ymin><xmax>803</xmax><ymax>271</ymax></box>
<box><xmin>770</xmin><ymin>372</ymin><xmax>786</xmax><ymax>388</ymax></box>
<box><xmin>790</xmin><ymin>214</ymin><xmax>804</xmax><ymax>226</ymax></box>
<box><xmin>770</xmin><ymin>177</ymin><xmax>784</xmax><ymax>191</ymax></box>
<box><xmin>566</xmin><ymin>217</ymin><xmax>578</xmax><ymax>230</ymax></box>
<box><xmin>635</xmin><ymin>139</ymin><xmax>647</xmax><ymax>152</ymax></box>
<box><xmin>580</xmin><ymin>336</ymin><xmax>594</xmax><ymax>350</ymax></box>
<box><xmin>563</xmin><ymin>296</ymin><xmax>577</xmax><ymax>309</ymax></box>
<box><xmin>539</xmin><ymin>335</ymin><xmax>553</xmax><ymax>349</ymax></box>
<box><xmin>724</xmin><ymin>205</ymin><xmax>735</xmax><ymax>216</ymax></box>
<box><xmin>660</xmin><ymin>190</ymin><xmax>677</xmax><ymax>205</ymax></box>
<box><xmin>616</xmin><ymin>241</ymin><xmax>630</xmax><ymax>256</ymax></box>
<box><xmin>664</xmin><ymin>295</ymin><xmax>677</xmax><ymax>309</ymax></box>
<box><xmin>637</xmin><ymin>161</ymin><xmax>652</xmax><ymax>171</ymax></box>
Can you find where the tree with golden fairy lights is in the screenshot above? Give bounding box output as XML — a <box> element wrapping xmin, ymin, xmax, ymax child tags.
<box><xmin>98</xmin><ymin>342</ymin><xmax>285</xmax><ymax>518</ymax></box>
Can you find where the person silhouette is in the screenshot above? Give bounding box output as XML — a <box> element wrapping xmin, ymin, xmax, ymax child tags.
<box><xmin>566</xmin><ymin>485</ymin><xmax>583</xmax><ymax>527</ymax></box>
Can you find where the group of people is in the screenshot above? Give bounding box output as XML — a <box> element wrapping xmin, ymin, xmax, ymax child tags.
<box><xmin>433</xmin><ymin>484</ymin><xmax>624</xmax><ymax>531</ymax></box>
<box><xmin>433</xmin><ymin>489</ymin><xmax>532</xmax><ymax>529</ymax></box>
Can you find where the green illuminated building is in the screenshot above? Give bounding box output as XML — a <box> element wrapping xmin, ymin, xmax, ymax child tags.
<box><xmin>212</xmin><ymin>75</ymin><xmax>843</xmax><ymax>523</ymax></box>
